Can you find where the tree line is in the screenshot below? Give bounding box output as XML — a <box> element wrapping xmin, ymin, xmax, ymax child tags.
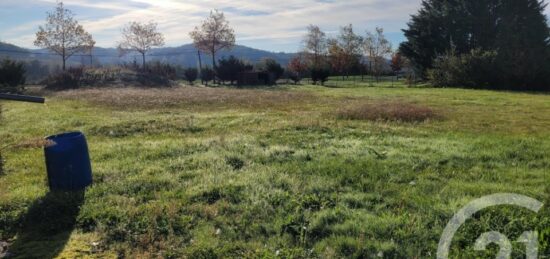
<box><xmin>400</xmin><ymin>0</ymin><xmax>550</xmax><ymax>91</ymax></box>
<box><xmin>286</xmin><ymin>25</ymin><xmax>404</xmax><ymax>85</ymax></box>
<box><xmin>4</xmin><ymin>0</ymin><xmax>549</xmax><ymax>90</ymax></box>
<box><xmin>21</xmin><ymin>3</ymin><xmax>284</xmax><ymax>87</ymax></box>
<box><xmin>27</xmin><ymin>2</ymin><xmax>404</xmax><ymax>86</ymax></box>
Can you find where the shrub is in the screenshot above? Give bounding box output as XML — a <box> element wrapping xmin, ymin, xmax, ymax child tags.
<box><xmin>337</xmin><ymin>101</ymin><xmax>438</xmax><ymax>123</ymax></box>
<box><xmin>24</xmin><ymin>59</ymin><xmax>52</xmax><ymax>83</ymax></box>
<box><xmin>184</xmin><ymin>68</ymin><xmax>198</xmax><ymax>85</ymax></box>
<box><xmin>137</xmin><ymin>74</ymin><xmax>172</xmax><ymax>87</ymax></box>
<box><xmin>0</xmin><ymin>58</ymin><xmax>26</xmax><ymax>92</ymax></box>
<box><xmin>257</xmin><ymin>58</ymin><xmax>284</xmax><ymax>82</ymax></box>
<box><xmin>288</xmin><ymin>71</ymin><xmax>301</xmax><ymax>85</ymax></box>
<box><xmin>428</xmin><ymin>49</ymin><xmax>497</xmax><ymax>89</ymax></box>
<box><xmin>310</xmin><ymin>66</ymin><xmax>330</xmax><ymax>85</ymax></box>
<box><xmin>134</xmin><ymin>62</ymin><xmax>177</xmax><ymax>87</ymax></box>
<box><xmin>216</xmin><ymin>56</ymin><xmax>252</xmax><ymax>85</ymax></box>
<box><xmin>44</xmin><ymin>67</ymin><xmax>83</xmax><ymax>90</ymax></box>
<box><xmin>200</xmin><ymin>66</ymin><xmax>215</xmax><ymax>86</ymax></box>
<box><xmin>226</xmin><ymin>156</ymin><xmax>245</xmax><ymax>170</ymax></box>
<box><xmin>144</xmin><ymin>61</ymin><xmax>177</xmax><ymax>80</ymax></box>
<box><xmin>80</xmin><ymin>67</ymin><xmax>129</xmax><ymax>86</ymax></box>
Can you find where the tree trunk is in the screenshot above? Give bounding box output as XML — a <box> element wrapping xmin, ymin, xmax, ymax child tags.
<box><xmin>142</xmin><ymin>53</ymin><xmax>146</xmax><ymax>69</ymax></box>
<box><xmin>197</xmin><ymin>51</ymin><xmax>203</xmax><ymax>84</ymax></box>
<box><xmin>62</xmin><ymin>48</ymin><xmax>66</xmax><ymax>71</ymax></box>
<box><xmin>212</xmin><ymin>52</ymin><xmax>216</xmax><ymax>84</ymax></box>
<box><xmin>198</xmin><ymin>51</ymin><xmax>203</xmax><ymax>70</ymax></box>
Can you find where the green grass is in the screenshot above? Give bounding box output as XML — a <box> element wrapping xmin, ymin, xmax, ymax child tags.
<box><xmin>0</xmin><ymin>81</ymin><xmax>549</xmax><ymax>258</ymax></box>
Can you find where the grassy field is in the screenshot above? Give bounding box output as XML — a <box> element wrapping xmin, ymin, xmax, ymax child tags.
<box><xmin>0</xmin><ymin>81</ymin><xmax>549</xmax><ymax>258</ymax></box>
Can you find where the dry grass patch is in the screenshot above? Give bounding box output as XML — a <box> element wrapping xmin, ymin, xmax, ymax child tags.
<box><xmin>337</xmin><ymin>101</ymin><xmax>439</xmax><ymax>123</ymax></box>
<box><xmin>55</xmin><ymin>86</ymin><xmax>315</xmax><ymax>110</ymax></box>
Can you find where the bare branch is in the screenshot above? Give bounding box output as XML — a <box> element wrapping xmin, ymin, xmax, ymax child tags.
<box><xmin>189</xmin><ymin>10</ymin><xmax>235</xmax><ymax>67</ymax></box>
<box><xmin>117</xmin><ymin>21</ymin><xmax>165</xmax><ymax>67</ymax></box>
<box><xmin>33</xmin><ymin>2</ymin><xmax>94</xmax><ymax>70</ymax></box>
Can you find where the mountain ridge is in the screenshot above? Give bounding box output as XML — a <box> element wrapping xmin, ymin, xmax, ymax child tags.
<box><xmin>0</xmin><ymin>42</ymin><xmax>297</xmax><ymax>67</ymax></box>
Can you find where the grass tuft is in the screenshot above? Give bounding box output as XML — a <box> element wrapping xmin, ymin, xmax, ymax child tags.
<box><xmin>226</xmin><ymin>156</ymin><xmax>245</xmax><ymax>170</ymax></box>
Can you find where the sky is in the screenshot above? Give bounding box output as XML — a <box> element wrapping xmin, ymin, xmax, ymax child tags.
<box><xmin>0</xmin><ymin>0</ymin><xmax>549</xmax><ymax>53</ymax></box>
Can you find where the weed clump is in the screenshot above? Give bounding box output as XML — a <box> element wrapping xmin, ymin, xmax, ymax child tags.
<box><xmin>0</xmin><ymin>152</ymin><xmax>4</xmax><ymax>176</ymax></box>
<box><xmin>192</xmin><ymin>186</ymin><xmax>244</xmax><ymax>204</ymax></box>
<box><xmin>337</xmin><ymin>101</ymin><xmax>438</xmax><ymax>123</ymax></box>
<box><xmin>226</xmin><ymin>156</ymin><xmax>245</xmax><ymax>170</ymax></box>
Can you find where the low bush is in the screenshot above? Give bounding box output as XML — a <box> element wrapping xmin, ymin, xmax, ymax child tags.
<box><xmin>138</xmin><ymin>62</ymin><xmax>177</xmax><ymax>87</ymax></box>
<box><xmin>257</xmin><ymin>58</ymin><xmax>284</xmax><ymax>82</ymax></box>
<box><xmin>310</xmin><ymin>67</ymin><xmax>330</xmax><ymax>85</ymax></box>
<box><xmin>216</xmin><ymin>56</ymin><xmax>252</xmax><ymax>85</ymax></box>
<box><xmin>428</xmin><ymin>49</ymin><xmax>498</xmax><ymax>89</ymax></box>
<box><xmin>288</xmin><ymin>71</ymin><xmax>302</xmax><ymax>85</ymax></box>
<box><xmin>44</xmin><ymin>63</ymin><xmax>180</xmax><ymax>90</ymax></box>
<box><xmin>137</xmin><ymin>73</ymin><xmax>173</xmax><ymax>87</ymax></box>
<box><xmin>143</xmin><ymin>61</ymin><xmax>177</xmax><ymax>80</ymax></box>
<box><xmin>0</xmin><ymin>58</ymin><xmax>26</xmax><ymax>93</ymax></box>
<box><xmin>80</xmin><ymin>67</ymin><xmax>125</xmax><ymax>86</ymax></box>
<box><xmin>337</xmin><ymin>101</ymin><xmax>438</xmax><ymax>123</ymax></box>
<box><xmin>184</xmin><ymin>68</ymin><xmax>198</xmax><ymax>85</ymax></box>
<box><xmin>200</xmin><ymin>67</ymin><xmax>215</xmax><ymax>86</ymax></box>
<box><xmin>43</xmin><ymin>67</ymin><xmax>83</xmax><ymax>90</ymax></box>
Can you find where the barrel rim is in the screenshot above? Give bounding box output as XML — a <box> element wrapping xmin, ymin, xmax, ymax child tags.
<box><xmin>46</xmin><ymin>131</ymin><xmax>84</xmax><ymax>141</ymax></box>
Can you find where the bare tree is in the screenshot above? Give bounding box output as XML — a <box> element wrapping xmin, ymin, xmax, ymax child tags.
<box><xmin>118</xmin><ymin>21</ymin><xmax>165</xmax><ymax>68</ymax></box>
<box><xmin>287</xmin><ymin>52</ymin><xmax>308</xmax><ymax>84</ymax></box>
<box><xmin>303</xmin><ymin>25</ymin><xmax>327</xmax><ymax>68</ymax></box>
<box><xmin>339</xmin><ymin>25</ymin><xmax>363</xmax><ymax>77</ymax></box>
<box><xmin>329</xmin><ymin>24</ymin><xmax>363</xmax><ymax>79</ymax></box>
<box><xmin>86</xmin><ymin>40</ymin><xmax>95</xmax><ymax>67</ymax></box>
<box><xmin>34</xmin><ymin>2</ymin><xmax>95</xmax><ymax>71</ymax></box>
<box><xmin>328</xmin><ymin>38</ymin><xmax>347</xmax><ymax>79</ymax></box>
<box><xmin>190</xmin><ymin>10</ymin><xmax>236</xmax><ymax>71</ymax></box>
<box><xmin>364</xmin><ymin>27</ymin><xmax>392</xmax><ymax>81</ymax></box>
<box><xmin>391</xmin><ymin>51</ymin><xmax>406</xmax><ymax>78</ymax></box>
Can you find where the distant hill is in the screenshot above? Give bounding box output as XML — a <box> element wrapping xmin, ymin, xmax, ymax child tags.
<box><xmin>0</xmin><ymin>42</ymin><xmax>296</xmax><ymax>67</ymax></box>
<box><xmin>0</xmin><ymin>42</ymin><xmax>31</xmax><ymax>59</ymax></box>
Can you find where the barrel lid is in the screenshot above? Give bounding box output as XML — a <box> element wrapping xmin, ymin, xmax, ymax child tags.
<box><xmin>46</xmin><ymin>132</ymin><xmax>84</xmax><ymax>141</ymax></box>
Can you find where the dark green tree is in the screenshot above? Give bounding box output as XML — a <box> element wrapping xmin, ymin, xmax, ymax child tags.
<box><xmin>257</xmin><ymin>58</ymin><xmax>285</xmax><ymax>83</ymax></box>
<box><xmin>200</xmin><ymin>66</ymin><xmax>215</xmax><ymax>86</ymax></box>
<box><xmin>400</xmin><ymin>0</ymin><xmax>550</xmax><ymax>90</ymax></box>
<box><xmin>493</xmin><ymin>0</ymin><xmax>550</xmax><ymax>90</ymax></box>
<box><xmin>0</xmin><ymin>59</ymin><xmax>26</xmax><ymax>92</ymax></box>
<box><xmin>310</xmin><ymin>66</ymin><xmax>331</xmax><ymax>85</ymax></box>
<box><xmin>184</xmin><ymin>68</ymin><xmax>198</xmax><ymax>85</ymax></box>
<box><xmin>216</xmin><ymin>56</ymin><xmax>251</xmax><ymax>85</ymax></box>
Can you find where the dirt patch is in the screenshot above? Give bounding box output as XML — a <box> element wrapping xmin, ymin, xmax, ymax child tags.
<box><xmin>55</xmin><ymin>86</ymin><xmax>315</xmax><ymax>110</ymax></box>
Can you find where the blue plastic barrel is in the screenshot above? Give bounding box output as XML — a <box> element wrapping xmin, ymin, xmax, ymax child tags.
<box><xmin>44</xmin><ymin>132</ymin><xmax>93</xmax><ymax>190</ymax></box>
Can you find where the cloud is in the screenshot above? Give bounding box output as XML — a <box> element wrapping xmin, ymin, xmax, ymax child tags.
<box><xmin>1</xmin><ymin>0</ymin><xmax>548</xmax><ymax>52</ymax></box>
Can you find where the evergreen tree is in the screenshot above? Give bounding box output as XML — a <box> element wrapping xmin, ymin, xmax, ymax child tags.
<box><xmin>493</xmin><ymin>0</ymin><xmax>550</xmax><ymax>90</ymax></box>
<box><xmin>400</xmin><ymin>0</ymin><xmax>550</xmax><ymax>90</ymax></box>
